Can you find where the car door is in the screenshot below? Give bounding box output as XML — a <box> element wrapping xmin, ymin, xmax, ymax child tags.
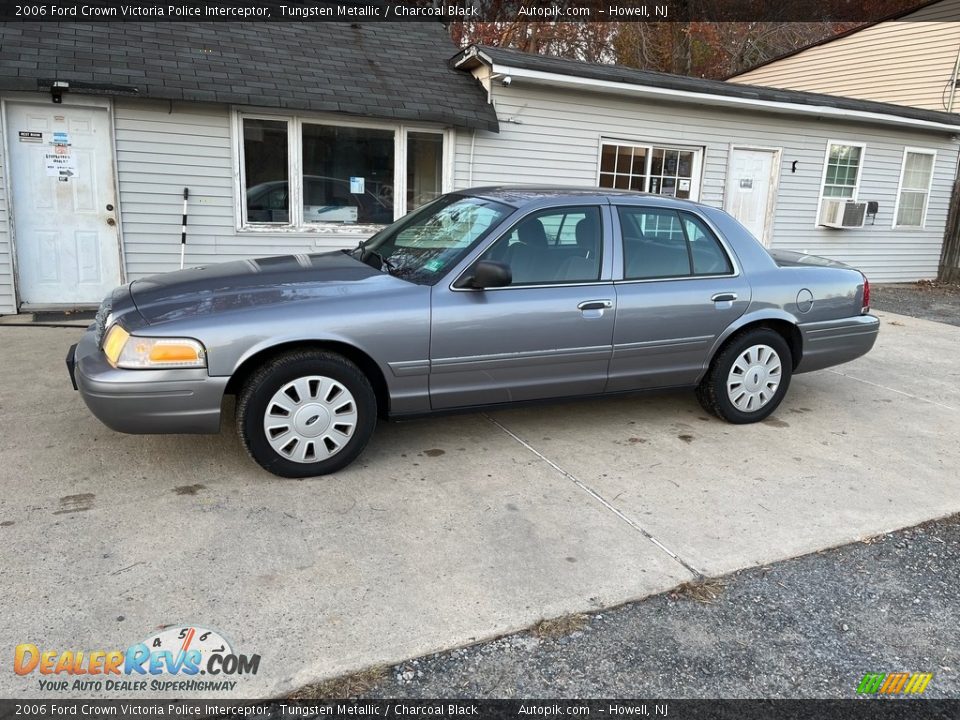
<box><xmin>607</xmin><ymin>205</ymin><xmax>750</xmax><ymax>392</ymax></box>
<box><xmin>429</xmin><ymin>205</ymin><xmax>616</xmax><ymax>410</ymax></box>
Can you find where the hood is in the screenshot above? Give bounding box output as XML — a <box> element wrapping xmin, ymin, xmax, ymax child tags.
<box><xmin>129</xmin><ymin>251</ymin><xmax>388</xmax><ymax>325</ymax></box>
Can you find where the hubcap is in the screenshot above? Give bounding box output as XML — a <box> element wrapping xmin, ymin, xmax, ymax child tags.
<box><xmin>726</xmin><ymin>344</ymin><xmax>782</xmax><ymax>413</ymax></box>
<box><xmin>263</xmin><ymin>376</ymin><xmax>358</xmax><ymax>463</ymax></box>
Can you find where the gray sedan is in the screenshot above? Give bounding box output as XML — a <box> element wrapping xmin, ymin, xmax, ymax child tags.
<box><xmin>67</xmin><ymin>188</ymin><xmax>879</xmax><ymax>477</ymax></box>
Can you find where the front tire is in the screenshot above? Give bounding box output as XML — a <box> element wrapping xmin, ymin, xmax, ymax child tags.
<box><xmin>236</xmin><ymin>350</ymin><xmax>377</xmax><ymax>477</ymax></box>
<box><xmin>696</xmin><ymin>328</ymin><xmax>792</xmax><ymax>424</ymax></box>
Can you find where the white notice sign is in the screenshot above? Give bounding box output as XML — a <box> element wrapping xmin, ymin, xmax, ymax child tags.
<box><xmin>44</xmin><ymin>146</ymin><xmax>77</xmax><ymax>178</ymax></box>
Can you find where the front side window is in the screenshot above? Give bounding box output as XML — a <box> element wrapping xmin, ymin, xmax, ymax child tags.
<box><xmin>895</xmin><ymin>150</ymin><xmax>935</xmax><ymax>228</ymax></box>
<box><xmin>351</xmin><ymin>195</ymin><xmax>512</xmax><ymax>285</ymax></box>
<box><xmin>478</xmin><ymin>206</ymin><xmax>604</xmax><ymax>285</ymax></box>
<box><xmin>619</xmin><ymin>207</ymin><xmax>732</xmax><ymax>280</ymax></box>
<box><xmin>599</xmin><ymin>141</ymin><xmax>700</xmax><ymax>200</ymax></box>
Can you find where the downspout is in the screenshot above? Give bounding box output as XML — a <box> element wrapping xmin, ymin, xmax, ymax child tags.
<box><xmin>469</xmin><ymin>129</ymin><xmax>476</xmax><ymax>187</ymax></box>
<box><xmin>948</xmin><ymin>43</ymin><xmax>960</xmax><ymax>113</ymax></box>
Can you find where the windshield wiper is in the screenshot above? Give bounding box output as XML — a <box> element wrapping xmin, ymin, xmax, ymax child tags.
<box><xmin>359</xmin><ymin>248</ymin><xmax>397</xmax><ymax>274</ymax></box>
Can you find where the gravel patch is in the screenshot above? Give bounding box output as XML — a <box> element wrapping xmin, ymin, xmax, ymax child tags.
<box><xmin>872</xmin><ymin>281</ymin><xmax>960</xmax><ymax>327</ymax></box>
<box><xmin>299</xmin><ymin>514</ymin><xmax>960</xmax><ymax>699</ymax></box>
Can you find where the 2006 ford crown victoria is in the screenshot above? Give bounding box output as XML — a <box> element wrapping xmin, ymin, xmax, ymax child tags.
<box><xmin>67</xmin><ymin>188</ymin><xmax>879</xmax><ymax>477</ymax></box>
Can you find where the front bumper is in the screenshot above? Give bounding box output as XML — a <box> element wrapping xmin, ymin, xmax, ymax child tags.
<box><xmin>69</xmin><ymin>326</ymin><xmax>228</xmax><ymax>434</ymax></box>
<box><xmin>795</xmin><ymin>314</ymin><xmax>880</xmax><ymax>374</ymax></box>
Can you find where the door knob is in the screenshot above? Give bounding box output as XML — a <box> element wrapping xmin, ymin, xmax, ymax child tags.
<box><xmin>106</xmin><ymin>218</ymin><xmax>116</xmax><ymax>226</ymax></box>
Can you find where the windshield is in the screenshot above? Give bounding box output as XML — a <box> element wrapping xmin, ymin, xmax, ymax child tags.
<box><xmin>350</xmin><ymin>194</ymin><xmax>514</xmax><ymax>285</ymax></box>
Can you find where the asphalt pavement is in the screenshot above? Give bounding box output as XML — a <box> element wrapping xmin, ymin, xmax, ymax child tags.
<box><xmin>322</xmin><ymin>514</ymin><xmax>960</xmax><ymax>699</ymax></box>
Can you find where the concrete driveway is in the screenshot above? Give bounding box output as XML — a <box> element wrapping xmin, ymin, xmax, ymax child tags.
<box><xmin>0</xmin><ymin>311</ymin><xmax>957</xmax><ymax>697</ymax></box>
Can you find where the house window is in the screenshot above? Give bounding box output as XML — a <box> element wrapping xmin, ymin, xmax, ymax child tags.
<box><xmin>599</xmin><ymin>141</ymin><xmax>700</xmax><ymax>200</ymax></box>
<box><xmin>302</xmin><ymin>124</ymin><xmax>395</xmax><ymax>225</ymax></box>
<box><xmin>238</xmin><ymin>115</ymin><xmax>447</xmax><ymax>229</ymax></box>
<box><xmin>243</xmin><ymin>119</ymin><xmax>290</xmax><ymax>223</ymax></box>
<box><xmin>820</xmin><ymin>142</ymin><xmax>864</xmax><ymax>203</ymax></box>
<box><xmin>407</xmin><ymin>132</ymin><xmax>444</xmax><ymax>212</ymax></box>
<box><xmin>894</xmin><ymin>149</ymin><xmax>935</xmax><ymax>228</ymax></box>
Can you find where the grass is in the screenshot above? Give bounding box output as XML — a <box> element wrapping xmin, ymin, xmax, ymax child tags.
<box><xmin>288</xmin><ymin>665</ymin><xmax>387</xmax><ymax>700</ymax></box>
<box><xmin>668</xmin><ymin>577</ymin><xmax>727</xmax><ymax>604</ymax></box>
<box><xmin>530</xmin><ymin>613</ymin><xmax>589</xmax><ymax>639</ymax></box>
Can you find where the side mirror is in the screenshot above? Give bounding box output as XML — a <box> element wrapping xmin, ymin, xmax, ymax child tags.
<box><xmin>468</xmin><ymin>260</ymin><xmax>512</xmax><ymax>289</ymax></box>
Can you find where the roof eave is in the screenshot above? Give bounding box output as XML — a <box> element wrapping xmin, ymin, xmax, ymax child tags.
<box><xmin>486</xmin><ymin>62</ymin><xmax>960</xmax><ymax>134</ymax></box>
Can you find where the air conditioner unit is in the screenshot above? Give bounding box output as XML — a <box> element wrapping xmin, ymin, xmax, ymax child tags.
<box><xmin>819</xmin><ymin>199</ymin><xmax>867</xmax><ymax>228</ymax></box>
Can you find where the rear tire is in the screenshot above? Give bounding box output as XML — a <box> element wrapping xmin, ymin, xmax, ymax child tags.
<box><xmin>696</xmin><ymin>328</ymin><xmax>792</xmax><ymax>424</ymax></box>
<box><xmin>236</xmin><ymin>350</ymin><xmax>377</xmax><ymax>477</ymax></box>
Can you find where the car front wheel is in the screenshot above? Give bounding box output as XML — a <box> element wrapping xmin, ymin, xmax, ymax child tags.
<box><xmin>696</xmin><ymin>328</ymin><xmax>792</xmax><ymax>424</ymax></box>
<box><xmin>237</xmin><ymin>350</ymin><xmax>377</xmax><ymax>477</ymax></box>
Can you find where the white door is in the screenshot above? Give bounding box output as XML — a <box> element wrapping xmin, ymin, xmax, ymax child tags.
<box><xmin>725</xmin><ymin>148</ymin><xmax>780</xmax><ymax>246</ymax></box>
<box><xmin>6</xmin><ymin>102</ymin><xmax>121</xmax><ymax>306</ymax></box>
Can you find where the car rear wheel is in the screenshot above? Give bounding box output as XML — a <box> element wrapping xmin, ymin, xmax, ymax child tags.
<box><xmin>696</xmin><ymin>328</ymin><xmax>792</xmax><ymax>424</ymax></box>
<box><xmin>236</xmin><ymin>350</ymin><xmax>377</xmax><ymax>477</ymax></box>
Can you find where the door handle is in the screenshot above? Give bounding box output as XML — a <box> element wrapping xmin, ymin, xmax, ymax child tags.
<box><xmin>578</xmin><ymin>300</ymin><xmax>613</xmax><ymax>311</ymax></box>
<box><xmin>711</xmin><ymin>292</ymin><xmax>737</xmax><ymax>303</ymax></box>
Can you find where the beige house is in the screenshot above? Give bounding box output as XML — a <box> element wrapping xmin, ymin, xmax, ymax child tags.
<box><xmin>729</xmin><ymin>0</ymin><xmax>960</xmax><ymax>279</ymax></box>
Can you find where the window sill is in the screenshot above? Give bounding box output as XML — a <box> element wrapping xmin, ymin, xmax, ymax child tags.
<box><xmin>238</xmin><ymin>223</ymin><xmax>388</xmax><ymax>234</ymax></box>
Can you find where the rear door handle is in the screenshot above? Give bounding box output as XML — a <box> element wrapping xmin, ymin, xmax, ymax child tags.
<box><xmin>711</xmin><ymin>292</ymin><xmax>738</xmax><ymax>303</ymax></box>
<box><xmin>578</xmin><ymin>300</ymin><xmax>613</xmax><ymax>311</ymax></box>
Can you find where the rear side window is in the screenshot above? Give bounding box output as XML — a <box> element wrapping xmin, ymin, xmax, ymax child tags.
<box><xmin>682</xmin><ymin>213</ymin><xmax>733</xmax><ymax>276</ymax></box>
<box><xmin>619</xmin><ymin>207</ymin><xmax>732</xmax><ymax>280</ymax></box>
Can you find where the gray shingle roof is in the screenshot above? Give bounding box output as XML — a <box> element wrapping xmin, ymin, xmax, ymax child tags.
<box><xmin>0</xmin><ymin>22</ymin><xmax>498</xmax><ymax>131</ymax></box>
<box><xmin>464</xmin><ymin>44</ymin><xmax>960</xmax><ymax>129</ymax></box>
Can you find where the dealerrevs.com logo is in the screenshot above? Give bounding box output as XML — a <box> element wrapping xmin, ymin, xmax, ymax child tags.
<box><xmin>14</xmin><ymin>626</ymin><xmax>261</xmax><ymax>693</ymax></box>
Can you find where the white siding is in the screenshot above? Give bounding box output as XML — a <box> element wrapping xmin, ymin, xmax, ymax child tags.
<box><xmin>113</xmin><ymin>99</ymin><xmax>371</xmax><ymax>281</ymax></box>
<box><xmin>730</xmin><ymin>3</ymin><xmax>960</xmax><ymax>112</ymax></box>
<box><xmin>455</xmin><ymin>83</ymin><xmax>959</xmax><ymax>282</ymax></box>
<box><xmin>0</xmin><ymin>106</ymin><xmax>14</xmax><ymax>314</ymax></box>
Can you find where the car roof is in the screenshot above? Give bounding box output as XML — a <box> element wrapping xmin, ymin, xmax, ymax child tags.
<box><xmin>460</xmin><ymin>186</ymin><xmax>708</xmax><ymax>210</ymax></box>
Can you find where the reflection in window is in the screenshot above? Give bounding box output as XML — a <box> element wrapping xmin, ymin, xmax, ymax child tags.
<box><xmin>302</xmin><ymin>124</ymin><xmax>395</xmax><ymax>224</ymax></box>
<box><xmin>407</xmin><ymin>132</ymin><xmax>443</xmax><ymax>212</ymax></box>
<box><xmin>244</xmin><ymin>119</ymin><xmax>289</xmax><ymax>223</ymax></box>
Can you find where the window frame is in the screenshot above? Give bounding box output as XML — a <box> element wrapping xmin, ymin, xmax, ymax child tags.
<box><xmin>596</xmin><ymin>138</ymin><xmax>704</xmax><ymax>202</ymax></box>
<box><xmin>233</xmin><ymin>108</ymin><xmax>452</xmax><ymax>233</ymax></box>
<box><xmin>816</xmin><ymin>139</ymin><xmax>866</xmax><ymax>227</ymax></box>
<box><xmin>892</xmin><ymin>147</ymin><xmax>937</xmax><ymax>230</ymax></box>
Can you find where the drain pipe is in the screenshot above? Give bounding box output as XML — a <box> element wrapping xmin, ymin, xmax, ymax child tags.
<box><xmin>948</xmin><ymin>44</ymin><xmax>960</xmax><ymax>113</ymax></box>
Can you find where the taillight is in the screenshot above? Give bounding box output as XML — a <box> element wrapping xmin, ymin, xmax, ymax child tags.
<box><xmin>861</xmin><ymin>275</ymin><xmax>870</xmax><ymax>313</ymax></box>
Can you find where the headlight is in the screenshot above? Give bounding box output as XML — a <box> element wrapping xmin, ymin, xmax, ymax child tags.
<box><xmin>102</xmin><ymin>325</ymin><xmax>206</xmax><ymax>369</ymax></box>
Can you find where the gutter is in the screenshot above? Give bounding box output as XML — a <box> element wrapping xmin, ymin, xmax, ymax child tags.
<box><xmin>456</xmin><ymin>49</ymin><xmax>960</xmax><ymax>134</ymax></box>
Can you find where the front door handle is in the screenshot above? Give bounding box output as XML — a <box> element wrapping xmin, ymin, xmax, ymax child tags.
<box><xmin>711</xmin><ymin>292</ymin><xmax>738</xmax><ymax>303</ymax></box>
<box><xmin>578</xmin><ymin>300</ymin><xmax>613</xmax><ymax>311</ymax></box>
